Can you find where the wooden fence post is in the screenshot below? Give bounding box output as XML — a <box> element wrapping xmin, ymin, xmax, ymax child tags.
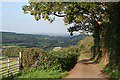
<box><xmin>19</xmin><ymin>52</ymin><xmax>22</xmax><ymax>59</ymax></box>
<box><xmin>8</xmin><ymin>57</ymin><xmax>9</xmax><ymax>77</ymax></box>
<box><xmin>19</xmin><ymin>52</ymin><xmax>22</xmax><ymax>70</ymax></box>
<box><xmin>18</xmin><ymin>57</ymin><xmax>19</xmax><ymax>73</ymax></box>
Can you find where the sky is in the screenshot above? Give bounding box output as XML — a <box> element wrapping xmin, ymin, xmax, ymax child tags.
<box><xmin>1</xmin><ymin>2</ymin><xmax>75</xmax><ymax>35</ymax></box>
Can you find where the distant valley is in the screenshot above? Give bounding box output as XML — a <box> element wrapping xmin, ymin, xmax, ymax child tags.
<box><xmin>2</xmin><ymin>32</ymin><xmax>87</xmax><ymax>50</ymax></box>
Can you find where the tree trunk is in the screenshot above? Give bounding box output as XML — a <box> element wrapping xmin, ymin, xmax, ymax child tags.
<box><xmin>91</xmin><ymin>20</ymin><xmax>101</xmax><ymax>63</ymax></box>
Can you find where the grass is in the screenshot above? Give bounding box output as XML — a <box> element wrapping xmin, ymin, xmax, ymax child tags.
<box><xmin>15</xmin><ymin>69</ymin><xmax>68</xmax><ymax>78</ymax></box>
<box><xmin>80</xmin><ymin>55</ymin><xmax>91</xmax><ymax>59</ymax></box>
<box><xmin>97</xmin><ymin>62</ymin><xmax>105</xmax><ymax>69</ymax></box>
<box><xmin>2</xmin><ymin>66</ymin><xmax>68</xmax><ymax>80</ymax></box>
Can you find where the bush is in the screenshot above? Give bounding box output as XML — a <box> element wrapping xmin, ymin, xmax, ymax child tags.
<box><xmin>21</xmin><ymin>48</ymin><xmax>45</xmax><ymax>69</ymax></box>
<box><xmin>21</xmin><ymin>48</ymin><xmax>79</xmax><ymax>71</ymax></box>
<box><xmin>3</xmin><ymin>47</ymin><xmax>22</xmax><ymax>57</ymax></box>
<box><xmin>46</xmin><ymin>50</ymin><xmax>79</xmax><ymax>71</ymax></box>
<box><xmin>103</xmin><ymin>66</ymin><xmax>120</xmax><ymax>78</ymax></box>
<box><xmin>77</xmin><ymin>36</ymin><xmax>94</xmax><ymax>53</ymax></box>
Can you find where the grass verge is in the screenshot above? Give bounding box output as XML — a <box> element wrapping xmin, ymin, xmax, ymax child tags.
<box><xmin>2</xmin><ymin>66</ymin><xmax>68</xmax><ymax>80</ymax></box>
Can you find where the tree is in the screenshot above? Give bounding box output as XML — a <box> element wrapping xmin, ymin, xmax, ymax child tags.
<box><xmin>22</xmin><ymin>2</ymin><xmax>108</xmax><ymax>60</ymax></box>
<box><xmin>101</xmin><ymin>2</ymin><xmax>120</xmax><ymax>70</ymax></box>
<box><xmin>22</xmin><ymin>2</ymin><xmax>120</xmax><ymax>70</ymax></box>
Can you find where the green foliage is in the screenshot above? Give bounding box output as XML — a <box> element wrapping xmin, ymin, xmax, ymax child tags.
<box><xmin>21</xmin><ymin>48</ymin><xmax>45</xmax><ymax>69</ymax></box>
<box><xmin>63</xmin><ymin>46</ymin><xmax>78</xmax><ymax>54</ymax></box>
<box><xmin>21</xmin><ymin>2</ymin><xmax>120</xmax><ymax>77</ymax></box>
<box><xmin>103</xmin><ymin>66</ymin><xmax>120</xmax><ymax>78</ymax></box>
<box><xmin>21</xmin><ymin>2</ymin><xmax>109</xmax><ymax>63</ymax></box>
<box><xmin>14</xmin><ymin>66</ymin><xmax>68</xmax><ymax>78</ymax></box>
<box><xmin>2</xmin><ymin>48</ymin><xmax>78</xmax><ymax>79</ymax></box>
<box><xmin>47</xmin><ymin>50</ymin><xmax>79</xmax><ymax>71</ymax></box>
<box><xmin>2</xmin><ymin>66</ymin><xmax>68</xmax><ymax>79</ymax></box>
<box><xmin>101</xmin><ymin>2</ymin><xmax>120</xmax><ymax>70</ymax></box>
<box><xmin>62</xmin><ymin>36</ymin><xmax>94</xmax><ymax>54</ymax></box>
<box><xmin>2</xmin><ymin>47</ymin><xmax>78</xmax><ymax>79</ymax></box>
<box><xmin>2</xmin><ymin>47</ymin><xmax>22</xmax><ymax>57</ymax></box>
<box><xmin>21</xmin><ymin>48</ymin><xmax>79</xmax><ymax>70</ymax></box>
<box><xmin>63</xmin><ymin>36</ymin><xmax>94</xmax><ymax>57</ymax></box>
<box><xmin>22</xmin><ymin>2</ymin><xmax>108</xmax><ymax>34</ymax></box>
<box><xmin>77</xmin><ymin>36</ymin><xmax>94</xmax><ymax>53</ymax></box>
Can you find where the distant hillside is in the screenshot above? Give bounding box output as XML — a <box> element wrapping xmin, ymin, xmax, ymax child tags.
<box><xmin>2</xmin><ymin>32</ymin><xmax>87</xmax><ymax>50</ymax></box>
<box><xmin>2</xmin><ymin>32</ymin><xmax>49</xmax><ymax>44</ymax></box>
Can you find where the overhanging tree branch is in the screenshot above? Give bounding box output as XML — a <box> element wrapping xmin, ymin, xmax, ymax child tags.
<box><xmin>53</xmin><ymin>13</ymin><xmax>66</xmax><ymax>17</ymax></box>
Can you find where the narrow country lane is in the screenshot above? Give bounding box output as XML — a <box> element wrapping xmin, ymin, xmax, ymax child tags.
<box><xmin>62</xmin><ymin>57</ymin><xmax>110</xmax><ymax>80</ymax></box>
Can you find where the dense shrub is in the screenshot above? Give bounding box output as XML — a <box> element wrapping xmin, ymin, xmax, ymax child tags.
<box><xmin>103</xmin><ymin>66</ymin><xmax>120</xmax><ymax>78</ymax></box>
<box><xmin>46</xmin><ymin>50</ymin><xmax>79</xmax><ymax>71</ymax></box>
<box><xmin>77</xmin><ymin>36</ymin><xmax>94</xmax><ymax>53</ymax></box>
<box><xmin>20</xmin><ymin>48</ymin><xmax>79</xmax><ymax>71</ymax></box>
<box><xmin>63</xmin><ymin>46</ymin><xmax>78</xmax><ymax>54</ymax></box>
<box><xmin>3</xmin><ymin>47</ymin><xmax>22</xmax><ymax>57</ymax></box>
<box><xmin>21</xmin><ymin>48</ymin><xmax>45</xmax><ymax>69</ymax></box>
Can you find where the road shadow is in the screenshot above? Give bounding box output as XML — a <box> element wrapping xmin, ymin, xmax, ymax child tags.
<box><xmin>77</xmin><ymin>58</ymin><xmax>94</xmax><ymax>65</ymax></box>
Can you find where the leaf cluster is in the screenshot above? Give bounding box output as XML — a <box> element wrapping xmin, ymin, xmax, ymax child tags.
<box><xmin>22</xmin><ymin>2</ymin><xmax>109</xmax><ymax>34</ymax></box>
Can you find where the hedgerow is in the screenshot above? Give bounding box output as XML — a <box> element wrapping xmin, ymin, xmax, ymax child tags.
<box><xmin>20</xmin><ymin>48</ymin><xmax>79</xmax><ymax>71</ymax></box>
<box><xmin>3</xmin><ymin>47</ymin><xmax>22</xmax><ymax>57</ymax></box>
